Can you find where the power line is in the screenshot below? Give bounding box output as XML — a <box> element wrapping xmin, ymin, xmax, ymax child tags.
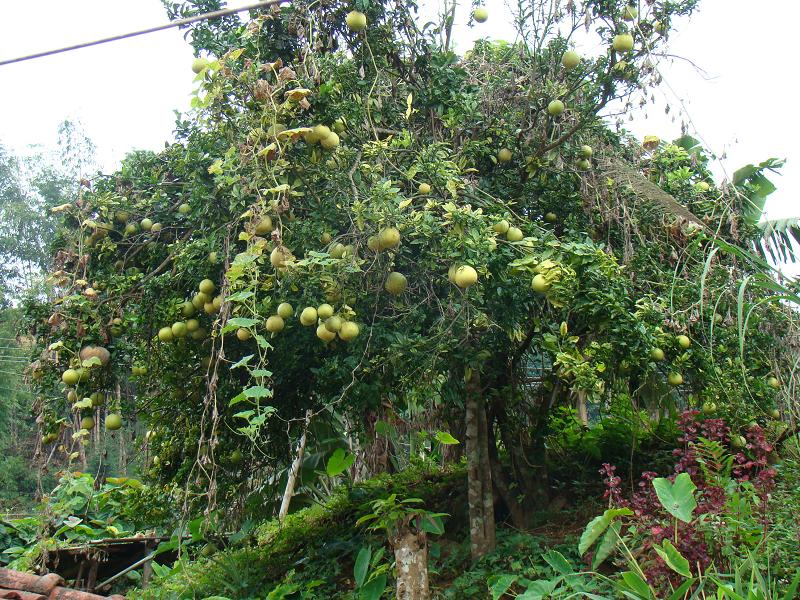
<box><xmin>0</xmin><ymin>0</ymin><xmax>287</xmax><ymax>67</ymax></box>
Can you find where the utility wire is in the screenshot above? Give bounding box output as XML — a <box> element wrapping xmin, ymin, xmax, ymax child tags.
<box><xmin>0</xmin><ymin>0</ymin><xmax>287</xmax><ymax>67</ymax></box>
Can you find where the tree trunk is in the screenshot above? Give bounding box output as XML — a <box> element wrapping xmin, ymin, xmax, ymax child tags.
<box><xmin>391</xmin><ymin>528</ymin><xmax>429</xmax><ymax>600</ymax></box>
<box><xmin>486</xmin><ymin>422</ymin><xmax>527</xmax><ymax>529</ymax></box>
<box><xmin>278</xmin><ymin>412</ymin><xmax>310</xmax><ymax>522</ymax></box>
<box><xmin>465</xmin><ymin>369</ymin><xmax>495</xmax><ymax>560</ymax></box>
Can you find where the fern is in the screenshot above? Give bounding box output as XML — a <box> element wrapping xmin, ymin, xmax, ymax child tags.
<box><xmin>692</xmin><ymin>436</ymin><xmax>733</xmax><ymax>485</ymax></box>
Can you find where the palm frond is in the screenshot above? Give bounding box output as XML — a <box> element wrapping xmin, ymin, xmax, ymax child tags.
<box><xmin>758</xmin><ymin>216</ymin><xmax>800</xmax><ymax>264</ymax></box>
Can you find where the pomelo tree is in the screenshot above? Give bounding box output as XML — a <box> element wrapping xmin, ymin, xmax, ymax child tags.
<box><xmin>24</xmin><ymin>0</ymin><xmax>798</xmax><ymax>577</ymax></box>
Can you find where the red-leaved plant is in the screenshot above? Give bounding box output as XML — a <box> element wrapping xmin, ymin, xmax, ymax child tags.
<box><xmin>597</xmin><ymin>410</ymin><xmax>777</xmax><ymax>592</ymax></box>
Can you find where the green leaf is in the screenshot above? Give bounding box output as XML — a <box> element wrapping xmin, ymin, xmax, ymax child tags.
<box><xmin>434</xmin><ymin>431</ymin><xmax>459</xmax><ymax>445</ymax></box>
<box><xmin>419</xmin><ymin>515</ymin><xmax>444</xmax><ymax>535</ymax></box>
<box><xmin>230</xmin><ymin>354</ymin><xmax>254</xmax><ymax>370</ymax></box>
<box><xmin>226</xmin><ymin>290</ymin><xmax>255</xmax><ymax>302</ymax></box>
<box><xmin>226</xmin><ymin>317</ymin><xmax>259</xmax><ymax>328</ymax></box>
<box><xmin>617</xmin><ymin>571</ymin><xmax>654</xmax><ymax>599</ymax></box>
<box><xmin>489</xmin><ymin>574</ymin><xmax>517</xmax><ymax>600</ymax></box>
<box><xmin>360</xmin><ymin>573</ymin><xmax>386</xmax><ymax>600</ymax></box>
<box><xmin>326</xmin><ymin>448</ymin><xmax>355</xmax><ymax>477</ymax></box>
<box><xmin>81</xmin><ymin>356</ymin><xmax>102</xmax><ymax>368</ymax></box>
<box><xmin>592</xmin><ymin>521</ymin><xmax>620</xmax><ymax>569</ymax></box>
<box><xmin>653</xmin><ymin>539</ymin><xmax>691</xmax><ymax>578</ymax></box>
<box><xmin>652</xmin><ymin>473</ymin><xmax>697</xmax><ymax>523</ymax></box>
<box><xmin>243</xmin><ymin>386</ymin><xmax>271</xmax><ymax>399</ymax></box>
<box><xmin>578</xmin><ymin>508</ymin><xmax>632</xmax><ymax>555</ymax></box>
<box><xmin>354</xmin><ymin>546</ymin><xmax>371</xmax><ymax>588</ymax></box>
<box><xmin>542</xmin><ymin>550</ymin><xmax>572</xmax><ymax>576</ymax></box>
<box><xmin>229</xmin><ymin>392</ymin><xmax>247</xmax><ymax>407</ymax></box>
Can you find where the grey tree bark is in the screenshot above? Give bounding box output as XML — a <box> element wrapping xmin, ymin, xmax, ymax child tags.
<box><xmin>465</xmin><ymin>369</ymin><xmax>495</xmax><ymax>559</ymax></box>
<box><xmin>391</xmin><ymin>528</ymin><xmax>429</xmax><ymax>600</ymax></box>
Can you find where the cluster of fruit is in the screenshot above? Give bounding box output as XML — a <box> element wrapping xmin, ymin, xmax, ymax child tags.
<box><xmin>52</xmin><ymin>345</ymin><xmax>124</xmax><ymax>440</ymax></box>
<box><xmin>157</xmin><ymin>279</ymin><xmax>218</xmax><ymax>342</ymax></box>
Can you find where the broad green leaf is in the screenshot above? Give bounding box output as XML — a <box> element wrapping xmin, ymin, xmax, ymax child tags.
<box><xmin>230</xmin><ymin>354</ymin><xmax>254</xmax><ymax>370</ymax></box>
<box><xmin>592</xmin><ymin>521</ymin><xmax>621</xmax><ymax>569</ymax></box>
<box><xmin>578</xmin><ymin>508</ymin><xmax>632</xmax><ymax>555</ymax></box>
<box><xmin>243</xmin><ymin>386</ymin><xmax>271</xmax><ymax>399</ymax></box>
<box><xmin>652</xmin><ymin>473</ymin><xmax>697</xmax><ymax>523</ymax></box>
<box><xmin>618</xmin><ymin>571</ymin><xmax>654</xmax><ymax>599</ymax></box>
<box><xmin>226</xmin><ymin>290</ymin><xmax>254</xmax><ymax>302</ymax></box>
<box><xmin>360</xmin><ymin>573</ymin><xmax>386</xmax><ymax>600</ymax></box>
<box><xmin>354</xmin><ymin>546</ymin><xmax>371</xmax><ymax>588</ymax></box>
<box><xmin>489</xmin><ymin>574</ymin><xmax>517</xmax><ymax>600</ymax></box>
<box><xmin>226</xmin><ymin>317</ymin><xmax>259</xmax><ymax>328</ymax></box>
<box><xmin>326</xmin><ymin>448</ymin><xmax>355</xmax><ymax>477</ymax></box>
<box><xmin>419</xmin><ymin>515</ymin><xmax>444</xmax><ymax>535</ymax></box>
<box><xmin>542</xmin><ymin>550</ymin><xmax>572</xmax><ymax>576</ymax></box>
<box><xmin>653</xmin><ymin>539</ymin><xmax>691</xmax><ymax>578</ymax></box>
<box><xmin>434</xmin><ymin>431</ymin><xmax>459</xmax><ymax>445</ymax></box>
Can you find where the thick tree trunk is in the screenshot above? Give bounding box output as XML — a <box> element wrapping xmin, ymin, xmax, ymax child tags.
<box><xmin>391</xmin><ymin>528</ymin><xmax>430</xmax><ymax>600</ymax></box>
<box><xmin>486</xmin><ymin>422</ymin><xmax>527</xmax><ymax>529</ymax></box>
<box><xmin>465</xmin><ymin>370</ymin><xmax>495</xmax><ymax>559</ymax></box>
<box><xmin>354</xmin><ymin>408</ymin><xmax>392</xmax><ymax>482</ymax></box>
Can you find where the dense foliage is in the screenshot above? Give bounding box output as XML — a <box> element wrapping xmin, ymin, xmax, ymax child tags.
<box><xmin>7</xmin><ymin>0</ymin><xmax>800</xmax><ymax>597</ymax></box>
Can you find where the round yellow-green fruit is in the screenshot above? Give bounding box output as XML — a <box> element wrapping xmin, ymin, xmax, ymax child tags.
<box><xmin>561</xmin><ymin>50</ymin><xmax>580</xmax><ymax>70</ymax></box>
<box><xmin>316</xmin><ymin>323</ymin><xmax>336</xmax><ymax>342</ymax></box>
<box><xmin>192</xmin><ymin>57</ymin><xmax>210</xmax><ymax>74</ymax></box>
<box><xmin>255</xmin><ymin>216</ymin><xmax>273</xmax><ymax>235</ymax></box>
<box><xmin>171</xmin><ymin>321</ymin><xmax>188</xmax><ymax>338</ymax></box>
<box><xmin>277</xmin><ymin>302</ymin><xmax>294</xmax><ymax>319</ymax></box>
<box><xmin>547</xmin><ymin>100</ymin><xmax>565</xmax><ymax>116</ymax></box>
<box><xmin>650</xmin><ymin>347</ymin><xmax>665</xmax><ymax>361</ymax></box>
<box><xmin>676</xmin><ymin>335</ymin><xmax>691</xmax><ymax>349</ymax></box>
<box><xmin>418</xmin><ymin>183</ymin><xmax>431</xmax><ymax>195</ymax></box>
<box><xmin>473</xmin><ymin>7</ymin><xmax>488</xmax><ymax>22</ymax></box>
<box><xmin>668</xmin><ymin>372</ymin><xmax>683</xmax><ymax>386</ymax></box>
<box><xmin>324</xmin><ymin>316</ymin><xmax>343</xmax><ymax>333</ymax></box>
<box><xmin>62</xmin><ymin>369</ymin><xmax>80</xmax><ymax>386</ymax></box>
<box><xmin>317</xmin><ymin>303</ymin><xmax>334</xmax><ymax>320</ymax></box>
<box><xmin>345</xmin><ymin>10</ymin><xmax>367</xmax><ymax>31</ymax></box>
<box><xmin>158</xmin><ymin>327</ymin><xmax>174</xmax><ymax>342</ymax></box>
<box><xmin>300</xmin><ymin>307</ymin><xmax>318</xmax><ymax>326</ymax></box>
<box><xmin>266</xmin><ymin>315</ymin><xmax>285</xmax><ymax>333</ymax></box>
<box><xmin>454</xmin><ymin>265</ymin><xmax>478</xmax><ymax>289</ymax></box>
<box><xmin>385</xmin><ymin>272</ymin><xmax>408</xmax><ymax>295</ymax></box>
<box><xmin>81</xmin><ymin>416</ymin><xmax>96</xmax><ymax>431</ymax></box>
<box><xmin>612</xmin><ymin>33</ymin><xmax>634</xmax><ymax>53</ymax></box>
<box><xmin>105</xmin><ymin>414</ymin><xmax>123</xmax><ymax>431</ymax></box>
<box><xmin>199</xmin><ymin>279</ymin><xmax>215</xmax><ymax>295</ymax></box>
<box><xmin>506</xmin><ymin>227</ymin><xmax>524</xmax><ymax>242</ymax></box>
<box><xmin>531</xmin><ymin>274</ymin><xmax>550</xmax><ymax>293</ymax></box>
<box><xmin>236</xmin><ymin>328</ymin><xmax>251</xmax><ymax>341</ymax></box>
<box><xmin>498</xmin><ymin>148</ymin><xmax>513</xmax><ymax>163</ymax></box>
<box><xmin>767</xmin><ymin>376</ymin><xmax>780</xmax><ymax>390</ymax></box>
<box><xmin>338</xmin><ymin>321</ymin><xmax>360</xmax><ymax>341</ymax></box>
<box><xmin>493</xmin><ymin>219</ymin><xmax>510</xmax><ymax>234</ymax></box>
<box><xmin>378</xmin><ymin>227</ymin><xmax>401</xmax><ymax>249</ymax></box>
<box><xmin>320</xmin><ymin>132</ymin><xmax>340</xmax><ymax>150</ymax></box>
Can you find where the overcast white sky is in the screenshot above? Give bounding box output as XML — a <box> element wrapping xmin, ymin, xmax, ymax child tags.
<box><xmin>0</xmin><ymin>0</ymin><xmax>797</xmax><ymax>225</ymax></box>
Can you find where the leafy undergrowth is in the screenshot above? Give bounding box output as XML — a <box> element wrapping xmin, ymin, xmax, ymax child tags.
<box><xmin>131</xmin><ymin>464</ymin><xmax>469</xmax><ymax>599</ymax></box>
<box><xmin>130</xmin><ymin>462</ymin><xmax>603</xmax><ymax>599</ymax></box>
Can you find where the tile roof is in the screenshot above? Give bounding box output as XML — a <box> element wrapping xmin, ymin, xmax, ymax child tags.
<box><xmin>0</xmin><ymin>568</ymin><xmax>124</xmax><ymax>600</ymax></box>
